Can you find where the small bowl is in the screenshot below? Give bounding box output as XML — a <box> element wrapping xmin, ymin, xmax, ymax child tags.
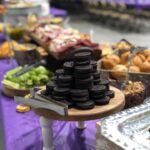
<box><xmin>14</xmin><ymin>43</ymin><xmax>39</xmax><ymax>66</ymax></box>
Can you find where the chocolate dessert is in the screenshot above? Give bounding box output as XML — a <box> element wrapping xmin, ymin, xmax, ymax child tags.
<box><xmin>43</xmin><ymin>50</ymin><xmax>114</xmax><ymax>110</ymax></box>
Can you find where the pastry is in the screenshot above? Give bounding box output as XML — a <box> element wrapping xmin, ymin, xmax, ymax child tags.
<box><xmin>143</xmin><ymin>50</ymin><xmax>150</xmax><ymax>58</ymax></box>
<box><xmin>138</xmin><ymin>53</ymin><xmax>146</xmax><ymax>62</ymax></box>
<box><xmin>120</xmin><ymin>51</ymin><xmax>129</xmax><ymax>64</ymax></box>
<box><xmin>102</xmin><ymin>55</ymin><xmax>120</xmax><ymax>70</ymax></box>
<box><xmin>123</xmin><ymin>81</ymin><xmax>145</xmax><ymax>109</ymax></box>
<box><xmin>16</xmin><ymin>105</ymin><xmax>30</xmax><ymax>113</ymax></box>
<box><xmin>129</xmin><ymin>66</ymin><xmax>140</xmax><ymax>73</ymax></box>
<box><xmin>132</xmin><ymin>55</ymin><xmax>143</xmax><ymax>68</ymax></box>
<box><xmin>140</xmin><ymin>60</ymin><xmax>150</xmax><ymax>72</ymax></box>
<box><xmin>111</xmin><ymin>65</ymin><xmax>127</xmax><ymax>79</ymax></box>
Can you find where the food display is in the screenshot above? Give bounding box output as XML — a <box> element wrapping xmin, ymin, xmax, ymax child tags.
<box><xmin>123</xmin><ymin>81</ymin><xmax>145</xmax><ymax>109</ymax></box>
<box><xmin>28</xmin><ymin>24</ymin><xmax>99</xmax><ymax>54</ymax></box>
<box><xmin>0</xmin><ymin>41</ymin><xmax>18</xmax><ymax>58</ymax></box>
<box><xmin>2</xmin><ymin>66</ymin><xmax>53</xmax><ymax>89</ymax></box>
<box><xmin>101</xmin><ymin>48</ymin><xmax>150</xmax><ymax>80</ymax></box>
<box><xmin>41</xmin><ymin>49</ymin><xmax>114</xmax><ymax>110</ymax></box>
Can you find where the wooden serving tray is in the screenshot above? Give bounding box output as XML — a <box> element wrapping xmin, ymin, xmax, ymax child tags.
<box><xmin>33</xmin><ymin>86</ymin><xmax>125</xmax><ymax>121</ymax></box>
<box><xmin>2</xmin><ymin>84</ymin><xmax>30</xmax><ymax>97</ymax></box>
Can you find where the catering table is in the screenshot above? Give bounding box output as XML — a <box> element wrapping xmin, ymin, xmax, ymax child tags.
<box><xmin>0</xmin><ymin>59</ymin><xmax>99</xmax><ymax>150</ymax></box>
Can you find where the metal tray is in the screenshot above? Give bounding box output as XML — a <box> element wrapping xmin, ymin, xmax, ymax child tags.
<box><xmin>101</xmin><ymin>101</ymin><xmax>150</xmax><ymax>150</ymax></box>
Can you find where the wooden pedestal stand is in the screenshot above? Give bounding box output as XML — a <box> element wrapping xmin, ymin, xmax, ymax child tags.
<box><xmin>33</xmin><ymin>87</ymin><xmax>125</xmax><ymax>150</ymax></box>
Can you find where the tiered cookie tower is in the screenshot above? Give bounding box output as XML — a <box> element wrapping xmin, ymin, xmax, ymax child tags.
<box><xmin>44</xmin><ymin>51</ymin><xmax>114</xmax><ymax>110</ymax></box>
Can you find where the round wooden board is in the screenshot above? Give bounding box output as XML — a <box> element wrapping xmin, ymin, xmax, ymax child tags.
<box><xmin>34</xmin><ymin>86</ymin><xmax>125</xmax><ymax>121</ymax></box>
<box><xmin>2</xmin><ymin>84</ymin><xmax>30</xmax><ymax>98</ymax></box>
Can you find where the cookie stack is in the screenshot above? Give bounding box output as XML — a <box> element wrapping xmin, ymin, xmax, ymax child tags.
<box><xmin>43</xmin><ymin>51</ymin><xmax>115</xmax><ymax>110</ymax></box>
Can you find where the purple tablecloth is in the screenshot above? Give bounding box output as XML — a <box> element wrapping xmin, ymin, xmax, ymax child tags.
<box><xmin>0</xmin><ymin>59</ymin><xmax>98</xmax><ymax>150</ymax></box>
<box><xmin>50</xmin><ymin>7</ymin><xmax>68</xmax><ymax>17</ymax></box>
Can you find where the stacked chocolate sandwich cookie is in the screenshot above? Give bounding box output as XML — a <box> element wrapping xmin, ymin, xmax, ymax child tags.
<box><xmin>42</xmin><ymin>49</ymin><xmax>115</xmax><ymax>110</ymax></box>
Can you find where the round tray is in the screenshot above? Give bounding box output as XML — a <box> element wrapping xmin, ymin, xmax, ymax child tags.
<box><xmin>33</xmin><ymin>86</ymin><xmax>125</xmax><ymax>121</ymax></box>
<box><xmin>2</xmin><ymin>84</ymin><xmax>30</xmax><ymax>97</ymax></box>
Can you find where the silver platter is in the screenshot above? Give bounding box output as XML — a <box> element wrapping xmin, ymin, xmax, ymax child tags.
<box><xmin>101</xmin><ymin>100</ymin><xmax>150</xmax><ymax>150</ymax></box>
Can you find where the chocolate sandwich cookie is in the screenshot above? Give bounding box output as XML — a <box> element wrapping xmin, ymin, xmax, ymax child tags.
<box><xmin>90</xmin><ymin>93</ymin><xmax>105</xmax><ymax>100</ymax></box>
<box><xmin>75</xmin><ymin>100</ymin><xmax>95</xmax><ymax>110</ymax></box>
<box><xmin>70</xmin><ymin>89</ymin><xmax>89</xmax><ymax>97</ymax></box>
<box><xmin>51</xmin><ymin>95</ymin><xmax>66</xmax><ymax>101</ymax></box>
<box><xmin>92</xmin><ymin>72</ymin><xmax>100</xmax><ymax>80</ymax></box>
<box><xmin>75</xmin><ymin>65</ymin><xmax>92</xmax><ymax>74</ymax></box>
<box><xmin>99</xmin><ymin>79</ymin><xmax>110</xmax><ymax>90</ymax></box>
<box><xmin>71</xmin><ymin>96</ymin><xmax>89</xmax><ymax>103</ymax></box>
<box><xmin>91</xmin><ymin>60</ymin><xmax>97</xmax><ymax>71</ymax></box>
<box><xmin>94</xmin><ymin>96</ymin><xmax>110</xmax><ymax>105</ymax></box>
<box><xmin>63</xmin><ymin>61</ymin><xmax>74</xmax><ymax>75</ymax></box>
<box><xmin>58</xmin><ymin>82</ymin><xmax>72</xmax><ymax>88</ymax></box>
<box><xmin>53</xmin><ymin>87</ymin><xmax>70</xmax><ymax>96</ymax></box>
<box><xmin>74</xmin><ymin>52</ymin><xmax>91</xmax><ymax>62</ymax></box>
<box><xmin>55</xmin><ymin>69</ymin><xmax>64</xmax><ymax>76</ymax></box>
<box><xmin>89</xmin><ymin>85</ymin><xmax>106</xmax><ymax>95</ymax></box>
<box><xmin>46</xmin><ymin>81</ymin><xmax>55</xmax><ymax>95</ymax></box>
<box><xmin>75</xmin><ymin>73</ymin><xmax>91</xmax><ymax>80</ymax></box>
<box><xmin>93</xmin><ymin>79</ymin><xmax>101</xmax><ymax>85</ymax></box>
<box><xmin>51</xmin><ymin>76</ymin><xmax>57</xmax><ymax>83</ymax></box>
<box><xmin>75</xmin><ymin>60</ymin><xmax>90</xmax><ymax>66</ymax></box>
<box><xmin>75</xmin><ymin>81</ymin><xmax>93</xmax><ymax>89</ymax></box>
<box><xmin>75</xmin><ymin>76</ymin><xmax>93</xmax><ymax>84</ymax></box>
<box><xmin>57</xmin><ymin>75</ymin><xmax>72</xmax><ymax>83</ymax></box>
<box><xmin>105</xmin><ymin>90</ymin><xmax>115</xmax><ymax>98</ymax></box>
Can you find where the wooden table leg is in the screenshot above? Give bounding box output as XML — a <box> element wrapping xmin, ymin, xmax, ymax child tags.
<box><xmin>76</xmin><ymin>121</ymin><xmax>86</xmax><ymax>129</ymax></box>
<box><xmin>40</xmin><ymin>117</ymin><xmax>54</xmax><ymax>150</ymax></box>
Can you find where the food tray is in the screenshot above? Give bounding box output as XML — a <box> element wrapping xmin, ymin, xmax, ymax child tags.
<box><xmin>2</xmin><ymin>84</ymin><xmax>30</xmax><ymax>97</ymax></box>
<box><xmin>101</xmin><ymin>101</ymin><xmax>150</xmax><ymax>150</ymax></box>
<box><xmin>98</xmin><ymin>47</ymin><xmax>150</xmax><ymax>97</ymax></box>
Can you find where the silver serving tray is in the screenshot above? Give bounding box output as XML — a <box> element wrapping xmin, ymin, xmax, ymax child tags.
<box><xmin>101</xmin><ymin>101</ymin><xmax>150</xmax><ymax>150</ymax></box>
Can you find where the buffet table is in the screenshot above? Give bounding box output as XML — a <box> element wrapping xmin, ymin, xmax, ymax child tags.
<box><xmin>0</xmin><ymin>59</ymin><xmax>99</xmax><ymax>150</ymax></box>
